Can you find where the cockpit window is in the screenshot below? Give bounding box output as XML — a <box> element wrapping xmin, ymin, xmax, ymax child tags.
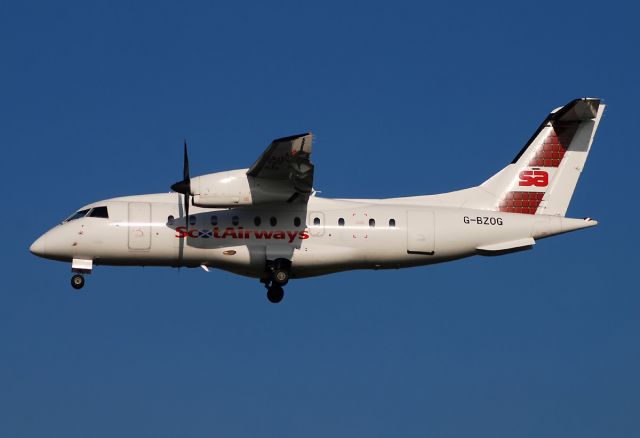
<box><xmin>65</xmin><ymin>209</ymin><xmax>90</xmax><ymax>222</ymax></box>
<box><xmin>89</xmin><ymin>206</ymin><xmax>109</xmax><ymax>218</ymax></box>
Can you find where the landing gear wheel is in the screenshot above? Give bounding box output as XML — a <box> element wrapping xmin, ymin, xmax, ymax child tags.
<box><xmin>71</xmin><ymin>274</ymin><xmax>85</xmax><ymax>290</ymax></box>
<box><xmin>266</xmin><ymin>285</ymin><xmax>284</xmax><ymax>303</ymax></box>
<box><xmin>270</xmin><ymin>258</ymin><xmax>291</xmax><ymax>286</ymax></box>
<box><xmin>272</xmin><ymin>269</ymin><xmax>289</xmax><ymax>286</ymax></box>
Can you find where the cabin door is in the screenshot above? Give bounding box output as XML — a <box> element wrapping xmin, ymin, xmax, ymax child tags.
<box><xmin>407</xmin><ymin>210</ymin><xmax>435</xmax><ymax>255</ymax></box>
<box><xmin>128</xmin><ymin>202</ymin><xmax>152</xmax><ymax>250</ymax></box>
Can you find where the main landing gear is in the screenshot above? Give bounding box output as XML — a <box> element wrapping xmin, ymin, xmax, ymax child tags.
<box><xmin>263</xmin><ymin>258</ymin><xmax>291</xmax><ymax>303</ymax></box>
<box><xmin>71</xmin><ymin>274</ymin><xmax>85</xmax><ymax>290</ymax></box>
<box><xmin>266</xmin><ymin>284</ymin><xmax>284</xmax><ymax>303</ymax></box>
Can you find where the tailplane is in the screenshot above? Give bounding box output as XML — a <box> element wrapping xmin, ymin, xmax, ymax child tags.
<box><xmin>479</xmin><ymin>98</ymin><xmax>604</xmax><ymax>216</ymax></box>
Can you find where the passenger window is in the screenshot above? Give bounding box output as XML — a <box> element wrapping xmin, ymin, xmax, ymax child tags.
<box><xmin>389</xmin><ymin>219</ymin><xmax>396</xmax><ymax>228</ymax></box>
<box><xmin>294</xmin><ymin>217</ymin><xmax>301</xmax><ymax>227</ymax></box>
<box><xmin>270</xmin><ymin>217</ymin><xmax>277</xmax><ymax>227</ymax></box>
<box><xmin>232</xmin><ymin>216</ymin><xmax>239</xmax><ymax>226</ymax></box>
<box><xmin>189</xmin><ymin>215</ymin><xmax>196</xmax><ymax>226</ymax></box>
<box><xmin>369</xmin><ymin>218</ymin><xmax>375</xmax><ymax>228</ymax></box>
<box><xmin>313</xmin><ymin>217</ymin><xmax>320</xmax><ymax>226</ymax></box>
<box><xmin>65</xmin><ymin>209</ymin><xmax>90</xmax><ymax>222</ymax></box>
<box><xmin>89</xmin><ymin>206</ymin><xmax>109</xmax><ymax>218</ymax></box>
<box><xmin>210</xmin><ymin>215</ymin><xmax>218</xmax><ymax>226</ymax></box>
<box><xmin>254</xmin><ymin>216</ymin><xmax>261</xmax><ymax>226</ymax></box>
<box><xmin>338</xmin><ymin>218</ymin><xmax>345</xmax><ymax>226</ymax></box>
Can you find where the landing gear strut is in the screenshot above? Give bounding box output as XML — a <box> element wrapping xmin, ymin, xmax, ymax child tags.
<box><xmin>262</xmin><ymin>258</ymin><xmax>291</xmax><ymax>303</ymax></box>
<box><xmin>71</xmin><ymin>274</ymin><xmax>85</xmax><ymax>290</ymax></box>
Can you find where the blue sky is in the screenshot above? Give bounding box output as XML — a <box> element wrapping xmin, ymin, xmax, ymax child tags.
<box><xmin>1</xmin><ymin>1</ymin><xmax>638</xmax><ymax>437</ymax></box>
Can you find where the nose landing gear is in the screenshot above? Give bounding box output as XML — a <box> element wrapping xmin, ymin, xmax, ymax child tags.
<box><xmin>70</xmin><ymin>258</ymin><xmax>92</xmax><ymax>291</ymax></box>
<box><xmin>71</xmin><ymin>274</ymin><xmax>85</xmax><ymax>290</ymax></box>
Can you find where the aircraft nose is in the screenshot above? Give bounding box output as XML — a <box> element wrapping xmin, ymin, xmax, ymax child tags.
<box><xmin>29</xmin><ymin>235</ymin><xmax>46</xmax><ymax>257</ymax></box>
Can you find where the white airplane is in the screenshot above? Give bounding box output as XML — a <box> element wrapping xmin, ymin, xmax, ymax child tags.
<box><xmin>30</xmin><ymin>98</ymin><xmax>604</xmax><ymax>303</ymax></box>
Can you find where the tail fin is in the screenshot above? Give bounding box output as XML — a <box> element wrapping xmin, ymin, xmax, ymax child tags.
<box><xmin>480</xmin><ymin>98</ymin><xmax>604</xmax><ymax>216</ymax></box>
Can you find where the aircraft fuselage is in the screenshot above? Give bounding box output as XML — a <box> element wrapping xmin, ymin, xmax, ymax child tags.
<box><xmin>31</xmin><ymin>192</ymin><xmax>595</xmax><ymax>279</ymax></box>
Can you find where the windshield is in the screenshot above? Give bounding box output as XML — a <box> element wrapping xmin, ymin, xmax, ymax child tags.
<box><xmin>64</xmin><ymin>209</ymin><xmax>90</xmax><ymax>222</ymax></box>
<box><xmin>88</xmin><ymin>206</ymin><xmax>109</xmax><ymax>218</ymax></box>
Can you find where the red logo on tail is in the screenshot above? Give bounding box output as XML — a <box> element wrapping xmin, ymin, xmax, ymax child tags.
<box><xmin>519</xmin><ymin>170</ymin><xmax>548</xmax><ymax>187</ymax></box>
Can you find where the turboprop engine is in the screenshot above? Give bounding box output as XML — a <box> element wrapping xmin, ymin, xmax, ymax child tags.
<box><xmin>190</xmin><ymin>169</ymin><xmax>294</xmax><ymax>207</ymax></box>
<box><xmin>171</xmin><ymin>133</ymin><xmax>313</xmax><ymax>222</ymax></box>
<box><xmin>170</xmin><ymin>139</ymin><xmax>313</xmax><ymax>217</ymax></box>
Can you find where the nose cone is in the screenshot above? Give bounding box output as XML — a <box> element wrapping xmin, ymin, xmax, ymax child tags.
<box><xmin>29</xmin><ymin>235</ymin><xmax>46</xmax><ymax>257</ymax></box>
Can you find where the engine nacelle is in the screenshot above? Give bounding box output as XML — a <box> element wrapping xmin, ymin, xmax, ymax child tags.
<box><xmin>190</xmin><ymin>169</ymin><xmax>294</xmax><ymax>207</ymax></box>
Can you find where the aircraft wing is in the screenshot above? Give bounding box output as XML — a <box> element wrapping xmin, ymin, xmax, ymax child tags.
<box><xmin>247</xmin><ymin>133</ymin><xmax>314</xmax><ymax>202</ymax></box>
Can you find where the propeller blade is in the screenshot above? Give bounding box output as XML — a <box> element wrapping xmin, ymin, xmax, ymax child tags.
<box><xmin>170</xmin><ymin>140</ymin><xmax>192</xmax><ymax>232</ymax></box>
<box><xmin>183</xmin><ymin>140</ymin><xmax>190</xmax><ymax>232</ymax></box>
<box><xmin>183</xmin><ymin>139</ymin><xmax>190</xmax><ymax>181</ymax></box>
<box><xmin>170</xmin><ymin>141</ymin><xmax>191</xmax><ymax>194</ymax></box>
<box><xmin>185</xmin><ymin>194</ymin><xmax>190</xmax><ymax>233</ymax></box>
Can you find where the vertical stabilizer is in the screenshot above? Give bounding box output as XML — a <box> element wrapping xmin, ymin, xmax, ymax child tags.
<box><xmin>480</xmin><ymin>98</ymin><xmax>604</xmax><ymax>216</ymax></box>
